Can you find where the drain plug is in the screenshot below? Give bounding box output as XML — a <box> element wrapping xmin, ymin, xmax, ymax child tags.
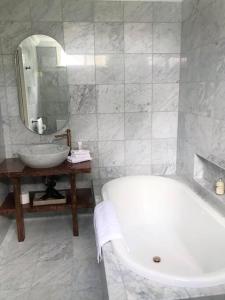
<box><xmin>153</xmin><ymin>256</ymin><xmax>161</xmax><ymax>263</ymax></box>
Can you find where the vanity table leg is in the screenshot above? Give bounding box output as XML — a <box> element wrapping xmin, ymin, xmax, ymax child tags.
<box><xmin>12</xmin><ymin>177</ymin><xmax>25</xmax><ymax>242</ymax></box>
<box><xmin>70</xmin><ymin>174</ymin><xmax>79</xmax><ymax>236</ymax></box>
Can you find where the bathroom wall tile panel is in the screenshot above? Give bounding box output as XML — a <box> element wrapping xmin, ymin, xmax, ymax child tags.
<box><xmin>211</xmin><ymin>119</ymin><xmax>225</xmax><ymax>158</ymax></box>
<box><xmin>180</xmin><ymin>48</ymin><xmax>201</xmax><ymax>83</ymax></box>
<box><xmin>0</xmin><ymin>87</ymin><xmax>8</xmax><ymax>117</ymax></box>
<box><xmin>124</xmin><ymin>2</ymin><xmax>153</xmax><ymax>22</ymax></box>
<box><xmin>0</xmin><ymin>56</ymin><xmax>4</xmax><ymax>86</ymax></box>
<box><xmin>179</xmin><ymin>83</ymin><xmax>193</xmax><ymax>113</ymax></box>
<box><xmin>125</xmin><ymin>84</ymin><xmax>152</xmax><ymax>113</ymax></box>
<box><xmin>125</xmin><ymin>165</ymin><xmax>152</xmax><ymax>176</ymax></box>
<box><xmin>62</xmin><ymin>0</ymin><xmax>94</xmax><ymax>22</ymax></box>
<box><xmin>125</xmin><ymin>112</ymin><xmax>151</xmax><ymax>140</ymax></box>
<box><xmin>194</xmin><ymin>115</ymin><xmax>213</xmax><ymax>156</ymax></box>
<box><xmin>1</xmin><ymin>117</ymin><xmax>12</xmax><ymax>158</ymax></box>
<box><xmin>125</xmin><ymin>54</ymin><xmax>152</xmax><ymax>83</ymax></box>
<box><xmin>30</xmin><ymin>0</ymin><xmax>62</xmax><ymax>22</ymax></box>
<box><xmin>0</xmin><ymin>22</ymin><xmax>31</xmax><ymax>55</ymax></box>
<box><xmin>69</xmin><ymin>85</ymin><xmax>96</xmax><ymax>114</ymax></box>
<box><xmin>191</xmin><ymin>82</ymin><xmax>213</xmax><ymax>117</ymax></box>
<box><xmin>96</xmin><ymin>84</ymin><xmax>124</xmax><ymax>113</ymax></box>
<box><xmin>95</xmin><ymin>23</ymin><xmax>124</xmax><ymax>54</ymax></box>
<box><xmin>152</xmin><ymin>163</ymin><xmax>176</xmax><ymax>176</ymax></box>
<box><xmin>177</xmin><ymin>138</ymin><xmax>194</xmax><ymax>177</ymax></box>
<box><xmin>153</xmin><ymin>54</ymin><xmax>180</xmax><ymax>83</ymax></box>
<box><xmin>6</xmin><ymin>87</ymin><xmax>19</xmax><ymax>117</ymax></box>
<box><xmin>153</xmin><ymin>83</ymin><xmax>179</xmax><ymax>112</ymax></box>
<box><xmin>98</xmin><ymin>114</ymin><xmax>124</xmax><ymax>141</ymax></box>
<box><xmin>70</xmin><ymin>114</ymin><xmax>97</xmax><ymax>142</ymax></box>
<box><xmin>181</xmin><ymin>113</ymin><xmax>197</xmax><ymax>144</ymax></box>
<box><xmin>64</xmin><ymin>23</ymin><xmax>94</xmax><ymax>54</ymax></box>
<box><xmin>211</xmin><ymin>81</ymin><xmax>225</xmax><ymax>120</ymax></box>
<box><xmin>124</xmin><ymin>23</ymin><xmax>152</xmax><ymax>54</ymax></box>
<box><xmin>99</xmin><ymin>166</ymin><xmax>125</xmax><ymax>179</ymax></box>
<box><xmin>31</xmin><ymin>22</ymin><xmax>64</xmax><ymax>47</ymax></box>
<box><xmin>153</xmin><ymin>23</ymin><xmax>181</xmax><ymax>54</ymax></box>
<box><xmin>95</xmin><ymin>54</ymin><xmax>124</xmax><ymax>84</ymax></box>
<box><xmin>9</xmin><ymin>117</ymin><xmax>41</xmax><ymax>145</ymax></box>
<box><xmin>152</xmin><ymin>112</ymin><xmax>178</xmax><ymax>139</ymax></box>
<box><xmin>197</xmin><ymin>43</ymin><xmax>217</xmax><ymax>82</ymax></box>
<box><xmin>153</xmin><ymin>2</ymin><xmax>181</xmax><ymax>22</ymax></box>
<box><xmin>2</xmin><ymin>55</ymin><xmax>16</xmax><ymax>87</ymax></box>
<box><xmin>94</xmin><ymin>2</ymin><xmax>123</xmax><ymax>22</ymax></box>
<box><xmin>152</xmin><ymin>138</ymin><xmax>177</xmax><ymax>165</ymax></box>
<box><xmin>0</xmin><ymin>0</ymin><xmax>30</xmax><ymax>21</ymax></box>
<box><xmin>125</xmin><ymin>140</ymin><xmax>151</xmax><ymax>166</ymax></box>
<box><xmin>197</xmin><ymin>1</ymin><xmax>225</xmax><ymax>47</ymax></box>
<box><xmin>181</xmin><ymin>0</ymin><xmax>206</xmax><ymax>22</ymax></box>
<box><xmin>214</xmin><ymin>39</ymin><xmax>225</xmax><ymax>81</ymax></box>
<box><xmin>67</xmin><ymin>56</ymin><xmax>95</xmax><ymax>84</ymax></box>
<box><xmin>98</xmin><ymin>141</ymin><xmax>125</xmax><ymax>167</ymax></box>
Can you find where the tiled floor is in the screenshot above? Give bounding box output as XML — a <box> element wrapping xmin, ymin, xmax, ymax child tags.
<box><xmin>0</xmin><ymin>214</ymin><xmax>105</xmax><ymax>300</ymax></box>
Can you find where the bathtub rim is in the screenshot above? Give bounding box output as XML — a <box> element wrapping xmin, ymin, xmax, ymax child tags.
<box><xmin>101</xmin><ymin>175</ymin><xmax>225</xmax><ymax>288</ymax></box>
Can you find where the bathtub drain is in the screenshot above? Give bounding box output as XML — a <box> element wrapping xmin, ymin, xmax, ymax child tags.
<box><xmin>153</xmin><ymin>256</ymin><xmax>161</xmax><ymax>263</ymax></box>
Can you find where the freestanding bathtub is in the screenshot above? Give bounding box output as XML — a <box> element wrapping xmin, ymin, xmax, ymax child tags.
<box><xmin>101</xmin><ymin>176</ymin><xmax>225</xmax><ymax>288</ymax></box>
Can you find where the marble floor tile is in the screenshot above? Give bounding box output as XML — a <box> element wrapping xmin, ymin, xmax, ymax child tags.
<box><xmin>32</xmin><ymin>257</ymin><xmax>73</xmax><ymax>288</ymax></box>
<box><xmin>0</xmin><ymin>222</ymin><xmax>42</xmax><ymax>265</ymax></box>
<box><xmin>73</xmin><ymin>287</ymin><xmax>104</xmax><ymax>300</ymax></box>
<box><xmin>38</xmin><ymin>239</ymin><xmax>73</xmax><ymax>262</ymax></box>
<box><xmin>0</xmin><ymin>261</ymin><xmax>35</xmax><ymax>290</ymax></box>
<box><xmin>41</xmin><ymin>216</ymin><xmax>73</xmax><ymax>242</ymax></box>
<box><xmin>0</xmin><ymin>288</ymin><xmax>30</xmax><ymax>300</ymax></box>
<box><xmin>0</xmin><ymin>215</ymin><xmax>104</xmax><ymax>299</ymax></box>
<box><xmin>29</xmin><ymin>284</ymin><xmax>72</xmax><ymax>300</ymax></box>
<box><xmin>73</xmin><ymin>232</ymin><xmax>97</xmax><ymax>261</ymax></box>
<box><xmin>73</xmin><ymin>257</ymin><xmax>102</xmax><ymax>291</ymax></box>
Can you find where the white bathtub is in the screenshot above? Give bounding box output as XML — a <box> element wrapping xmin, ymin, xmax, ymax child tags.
<box><xmin>101</xmin><ymin>176</ymin><xmax>225</xmax><ymax>288</ymax></box>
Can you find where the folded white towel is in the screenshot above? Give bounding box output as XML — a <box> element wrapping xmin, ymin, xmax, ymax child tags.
<box><xmin>71</xmin><ymin>149</ymin><xmax>90</xmax><ymax>156</ymax></box>
<box><xmin>94</xmin><ymin>201</ymin><xmax>123</xmax><ymax>263</ymax></box>
<box><xmin>67</xmin><ymin>155</ymin><xmax>92</xmax><ymax>164</ymax></box>
<box><xmin>67</xmin><ymin>149</ymin><xmax>92</xmax><ymax>164</ymax></box>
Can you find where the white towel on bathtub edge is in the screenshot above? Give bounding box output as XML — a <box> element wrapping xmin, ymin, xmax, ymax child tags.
<box><xmin>94</xmin><ymin>200</ymin><xmax>123</xmax><ymax>263</ymax></box>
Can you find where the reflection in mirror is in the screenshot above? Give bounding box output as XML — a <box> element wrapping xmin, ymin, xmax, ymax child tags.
<box><xmin>15</xmin><ymin>35</ymin><xmax>69</xmax><ymax>135</ymax></box>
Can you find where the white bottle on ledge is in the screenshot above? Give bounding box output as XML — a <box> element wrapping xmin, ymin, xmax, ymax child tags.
<box><xmin>216</xmin><ymin>178</ymin><xmax>225</xmax><ymax>195</ymax></box>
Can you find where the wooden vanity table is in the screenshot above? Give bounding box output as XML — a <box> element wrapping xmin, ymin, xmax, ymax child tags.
<box><xmin>0</xmin><ymin>158</ymin><xmax>92</xmax><ymax>242</ymax></box>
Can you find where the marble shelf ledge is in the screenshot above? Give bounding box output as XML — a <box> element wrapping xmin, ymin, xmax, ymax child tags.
<box><xmin>193</xmin><ymin>153</ymin><xmax>225</xmax><ymax>213</ymax></box>
<box><xmin>201</xmin><ymin>154</ymin><xmax>225</xmax><ymax>171</ymax></box>
<box><xmin>92</xmin><ymin>177</ymin><xmax>225</xmax><ymax>300</ymax></box>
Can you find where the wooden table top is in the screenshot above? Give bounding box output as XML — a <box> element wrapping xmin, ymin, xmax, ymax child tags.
<box><xmin>0</xmin><ymin>158</ymin><xmax>91</xmax><ymax>178</ymax></box>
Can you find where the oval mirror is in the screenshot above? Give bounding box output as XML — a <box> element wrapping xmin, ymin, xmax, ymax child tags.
<box><xmin>15</xmin><ymin>35</ymin><xmax>69</xmax><ymax>135</ymax></box>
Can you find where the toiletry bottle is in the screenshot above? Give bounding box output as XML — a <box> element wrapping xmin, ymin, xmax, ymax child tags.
<box><xmin>216</xmin><ymin>178</ymin><xmax>225</xmax><ymax>195</ymax></box>
<box><xmin>78</xmin><ymin>141</ymin><xmax>82</xmax><ymax>150</ymax></box>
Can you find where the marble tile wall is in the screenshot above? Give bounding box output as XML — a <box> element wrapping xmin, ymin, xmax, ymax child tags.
<box><xmin>0</xmin><ymin>0</ymin><xmax>181</xmax><ymax>184</ymax></box>
<box><xmin>0</xmin><ymin>66</ymin><xmax>10</xmax><ymax>244</ymax></box>
<box><xmin>177</xmin><ymin>0</ymin><xmax>225</xmax><ymax>178</ymax></box>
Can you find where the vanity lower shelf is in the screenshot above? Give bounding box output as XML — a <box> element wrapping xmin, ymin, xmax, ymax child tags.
<box><xmin>0</xmin><ymin>188</ymin><xmax>94</xmax><ymax>216</ymax></box>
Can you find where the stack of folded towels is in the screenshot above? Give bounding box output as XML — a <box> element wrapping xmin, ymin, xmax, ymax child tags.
<box><xmin>67</xmin><ymin>149</ymin><xmax>92</xmax><ymax>164</ymax></box>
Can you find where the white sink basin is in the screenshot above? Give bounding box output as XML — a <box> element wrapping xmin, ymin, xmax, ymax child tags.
<box><xmin>18</xmin><ymin>144</ymin><xmax>70</xmax><ymax>168</ymax></box>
